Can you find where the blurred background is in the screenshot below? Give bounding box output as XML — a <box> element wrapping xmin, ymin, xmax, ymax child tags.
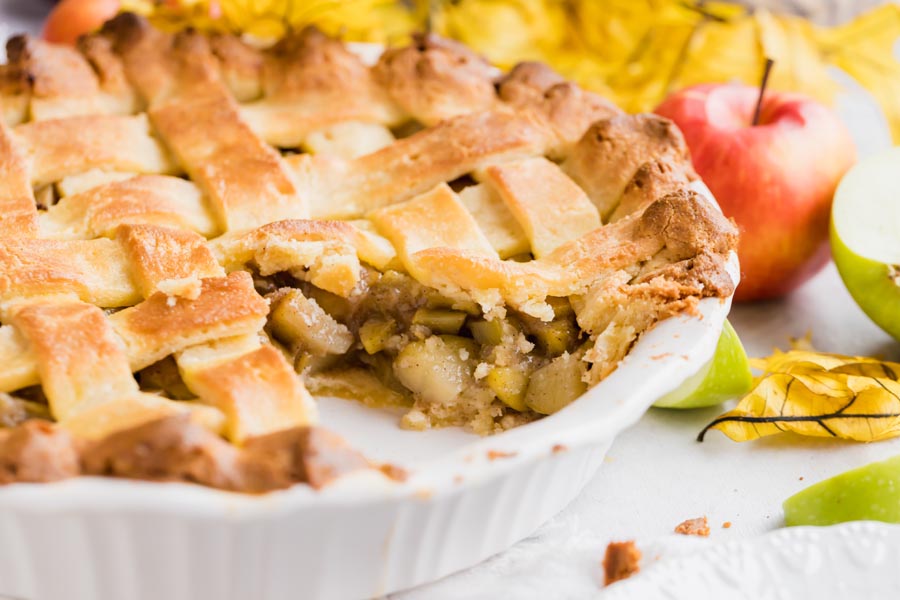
<box><xmin>7</xmin><ymin>0</ymin><xmax>896</xmax><ymax>149</ymax></box>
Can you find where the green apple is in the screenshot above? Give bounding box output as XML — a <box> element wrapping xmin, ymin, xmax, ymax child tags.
<box><xmin>784</xmin><ymin>455</ymin><xmax>900</xmax><ymax>526</ymax></box>
<box><xmin>653</xmin><ymin>320</ymin><xmax>753</xmax><ymax>409</ymax></box>
<box><xmin>831</xmin><ymin>147</ymin><xmax>900</xmax><ymax>341</ymax></box>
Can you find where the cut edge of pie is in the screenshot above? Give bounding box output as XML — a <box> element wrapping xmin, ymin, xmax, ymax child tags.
<box><xmin>0</xmin><ymin>15</ymin><xmax>737</xmax><ymax>493</ymax></box>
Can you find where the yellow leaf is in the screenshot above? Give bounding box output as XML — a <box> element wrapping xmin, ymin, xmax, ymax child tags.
<box><xmin>700</xmin><ymin>350</ymin><xmax>900</xmax><ymax>443</ymax></box>
<box><xmin>818</xmin><ymin>4</ymin><xmax>900</xmax><ymax>143</ymax></box>
<box><xmin>432</xmin><ymin>0</ymin><xmax>571</xmax><ymax>68</ymax></box>
<box><xmin>127</xmin><ymin>1</ymin><xmax>900</xmax><ymax>144</ymax></box>
<box><xmin>123</xmin><ymin>0</ymin><xmax>425</xmax><ymax>41</ymax></box>
<box><xmin>674</xmin><ymin>14</ymin><xmax>763</xmax><ymax>92</ymax></box>
<box><xmin>754</xmin><ymin>10</ymin><xmax>839</xmax><ymax>104</ymax></box>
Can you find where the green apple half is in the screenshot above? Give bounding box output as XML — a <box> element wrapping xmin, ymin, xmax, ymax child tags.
<box><xmin>653</xmin><ymin>320</ymin><xmax>752</xmax><ymax>409</ymax></box>
<box><xmin>784</xmin><ymin>455</ymin><xmax>900</xmax><ymax>526</ymax></box>
<box><xmin>831</xmin><ymin>147</ymin><xmax>900</xmax><ymax>341</ymax></box>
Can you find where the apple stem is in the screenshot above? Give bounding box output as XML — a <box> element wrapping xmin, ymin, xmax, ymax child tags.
<box><xmin>752</xmin><ymin>58</ymin><xmax>775</xmax><ymax>127</ymax></box>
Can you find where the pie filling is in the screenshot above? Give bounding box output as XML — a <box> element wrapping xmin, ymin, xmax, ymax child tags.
<box><xmin>265</xmin><ymin>268</ymin><xmax>576</xmax><ymax>434</ymax></box>
<box><xmin>0</xmin><ymin>14</ymin><xmax>739</xmax><ymax>491</ymax></box>
<box><xmin>120</xmin><ymin>265</ymin><xmax>587</xmax><ymax>436</ymax></box>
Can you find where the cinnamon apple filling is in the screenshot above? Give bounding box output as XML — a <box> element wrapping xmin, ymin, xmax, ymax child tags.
<box><xmin>118</xmin><ymin>266</ymin><xmax>584</xmax><ymax>436</ymax></box>
<box><xmin>258</xmin><ymin>267</ymin><xmax>585</xmax><ymax>434</ymax></box>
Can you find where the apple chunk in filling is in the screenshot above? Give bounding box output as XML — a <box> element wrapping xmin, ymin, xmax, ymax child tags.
<box><xmin>258</xmin><ymin>268</ymin><xmax>590</xmax><ymax>435</ymax></box>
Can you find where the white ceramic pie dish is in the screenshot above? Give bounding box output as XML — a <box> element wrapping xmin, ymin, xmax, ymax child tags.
<box><xmin>0</xmin><ymin>175</ymin><xmax>736</xmax><ymax>600</ymax></box>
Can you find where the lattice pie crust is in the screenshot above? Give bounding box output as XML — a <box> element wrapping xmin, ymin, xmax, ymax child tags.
<box><xmin>0</xmin><ymin>15</ymin><xmax>736</xmax><ymax>492</ymax></box>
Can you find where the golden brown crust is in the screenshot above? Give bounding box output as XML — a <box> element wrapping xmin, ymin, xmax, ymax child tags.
<box><xmin>149</xmin><ymin>91</ymin><xmax>306</xmax><ymax>231</ymax></box>
<box><xmin>5</xmin><ymin>35</ymin><xmax>104</xmax><ymax>120</ymax></box>
<box><xmin>374</xmin><ymin>32</ymin><xmax>496</xmax><ymax>125</ymax></box>
<box><xmin>109</xmin><ymin>272</ymin><xmax>269</xmax><ymax>371</ymax></box>
<box><xmin>369</xmin><ymin>183</ymin><xmax>497</xmax><ymax>282</ymax></box>
<box><xmin>40</xmin><ymin>174</ymin><xmax>217</xmax><ymax>239</ymax></box>
<box><xmin>240</xmin><ymin>26</ymin><xmax>401</xmax><ymax>147</ymax></box>
<box><xmin>482</xmin><ymin>157</ymin><xmax>600</xmax><ymax>258</ymax></box>
<box><xmin>0</xmin><ymin>237</ymin><xmax>137</xmax><ymax>306</ymax></box>
<box><xmin>213</xmin><ymin>218</ymin><xmax>396</xmax><ymax>279</ymax></box>
<box><xmin>0</xmin><ymin>63</ymin><xmax>30</xmax><ymax>126</ymax></box>
<box><xmin>99</xmin><ymin>13</ymin><xmax>183</xmax><ymax>108</ymax></box>
<box><xmin>179</xmin><ymin>345</ymin><xmax>315</xmax><ymax>444</ymax></box>
<box><xmin>0</xmin><ymin>224</ymin><xmax>228</xmax><ymax>306</ymax></box>
<box><xmin>631</xmin><ymin>251</ymin><xmax>735</xmax><ymax>298</ymax></box>
<box><xmin>634</xmin><ymin>190</ymin><xmax>738</xmax><ymax>260</ymax></box>
<box><xmin>208</xmin><ymin>33</ymin><xmax>264</xmax><ymax>102</ymax></box>
<box><xmin>266</xmin><ymin>27</ymin><xmax>375</xmax><ymax>99</ymax></box>
<box><xmin>77</xmin><ymin>35</ymin><xmax>138</xmax><ymax>105</ymax></box>
<box><xmin>115</xmin><ymin>224</ymin><xmax>223</xmax><ymax>298</ymax></box>
<box><xmin>0</xmin><ymin>119</ymin><xmax>37</xmax><ymax>237</ymax></box>
<box><xmin>563</xmin><ymin>114</ymin><xmax>695</xmax><ymax>219</ymax></box>
<box><xmin>496</xmin><ymin>62</ymin><xmax>568</xmax><ymax>103</ymax></box>
<box><xmin>15</xmin><ymin>113</ymin><xmax>177</xmax><ymax>187</ymax></box>
<box><xmin>497</xmin><ymin>61</ymin><xmax>620</xmax><ymax>153</ymax></box>
<box><xmin>411</xmin><ymin>190</ymin><xmax>736</xmax><ymax>321</ymax></box>
<box><xmin>324</xmin><ymin>109</ymin><xmax>553</xmax><ymax>217</ymax></box>
<box><xmin>9</xmin><ymin>300</ymin><xmax>138</xmax><ymax>420</ymax></box>
<box><xmin>6</xmin><ymin>36</ymin><xmax>95</xmax><ymax>97</ymax></box>
<box><xmin>608</xmin><ymin>159</ymin><xmax>693</xmax><ymax>223</ymax></box>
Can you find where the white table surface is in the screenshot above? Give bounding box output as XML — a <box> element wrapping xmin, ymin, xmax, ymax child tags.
<box><xmin>1</xmin><ymin>5</ymin><xmax>897</xmax><ymax>598</ymax></box>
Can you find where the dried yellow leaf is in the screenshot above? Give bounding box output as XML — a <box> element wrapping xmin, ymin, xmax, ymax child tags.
<box><xmin>817</xmin><ymin>4</ymin><xmax>900</xmax><ymax>143</ymax></box>
<box><xmin>431</xmin><ymin>0</ymin><xmax>571</xmax><ymax>68</ymax></box>
<box><xmin>700</xmin><ymin>350</ymin><xmax>900</xmax><ymax>443</ymax></box>
<box><xmin>124</xmin><ymin>0</ymin><xmax>900</xmax><ymax>143</ymax></box>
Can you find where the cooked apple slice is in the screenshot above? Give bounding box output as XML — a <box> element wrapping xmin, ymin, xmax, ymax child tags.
<box><xmin>831</xmin><ymin>147</ymin><xmax>900</xmax><ymax>341</ymax></box>
<box><xmin>653</xmin><ymin>320</ymin><xmax>752</xmax><ymax>409</ymax></box>
<box><xmin>784</xmin><ymin>455</ymin><xmax>900</xmax><ymax>526</ymax></box>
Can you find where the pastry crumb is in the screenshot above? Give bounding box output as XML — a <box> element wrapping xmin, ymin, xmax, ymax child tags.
<box><xmin>378</xmin><ymin>463</ymin><xmax>408</xmax><ymax>482</ymax></box>
<box><xmin>473</xmin><ymin>362</ymin><xmax>490</xmax><ymax>380</ymax></box>
<box><xmin>602</xmin><ymin>540</ymin><xmax>641</xmax><ymax>586</ymax></box>
<box><xmin>487</xmin><ymin>449</ymin><xmax>517</xmax><ymax>460</ymax></box>
<box><xmin>157</xmin><ymin>276</ymin><xmax>203</xmax><ymax>300</ymax></box>
<box><xmin>551</xmin><ymin>443</ymin><xmax>567</xmax><ymax>454</ymax></box>
<box><xmin>722</xmin><ymin>521</ymin><xmax>732</xmax><ymax>529</ymax></box>
<box><xmin>674</xmin><ymin>516</ymin><xmax>709</xmax><ymax>537</ymax></box>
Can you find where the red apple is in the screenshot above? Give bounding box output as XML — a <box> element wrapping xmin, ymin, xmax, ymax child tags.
<box><xmin>43</xmin><ymin>0</ymin><xmax>120</xmax><ymax>46</ymax></box>
<box><xmin>655</xmin><ymin>83</ymin><xmax>856</xmax><ymax>301</ymax></box>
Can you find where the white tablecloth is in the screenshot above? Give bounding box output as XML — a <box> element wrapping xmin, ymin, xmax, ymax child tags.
<box><xmin>1</xmin><ymin>6</ymin><xmax>897</xmax><ymax>598</ymax></box>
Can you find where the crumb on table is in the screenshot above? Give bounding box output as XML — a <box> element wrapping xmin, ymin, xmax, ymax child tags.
<box><xmin>486</xmin><ymin>449</ymin><xmax>516</xmax><ymax>460</ymax></box>
<box><xmin>378</xmin><ymin>463</ymin><xmax>408</xmax><ymax>482</ymax></box>
<box><xmin>722</xmin><ymin>521</ymin><xmax>732</xmax><ymax>529</ymax></box>
<box><xmin>602</xmin><ymin>540</ymin><xmax>641</xmax><ymax>586</ymax></box>
<box><xmin>674</xmin><ymin>516</ymin><xmax>710</xmax><ymax>537</ymax></box>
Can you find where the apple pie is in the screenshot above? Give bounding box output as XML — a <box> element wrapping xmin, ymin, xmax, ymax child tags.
<box><xmin>0</xmin><ymin>14</ymin><xmax>737</xmax><ymax>492</ymax></box>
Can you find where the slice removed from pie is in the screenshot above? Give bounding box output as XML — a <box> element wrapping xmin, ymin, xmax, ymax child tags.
<box><xmin>0</xmin><ymin>16</ymin><xmax>737</xmax><ymax>491</ymax></box>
